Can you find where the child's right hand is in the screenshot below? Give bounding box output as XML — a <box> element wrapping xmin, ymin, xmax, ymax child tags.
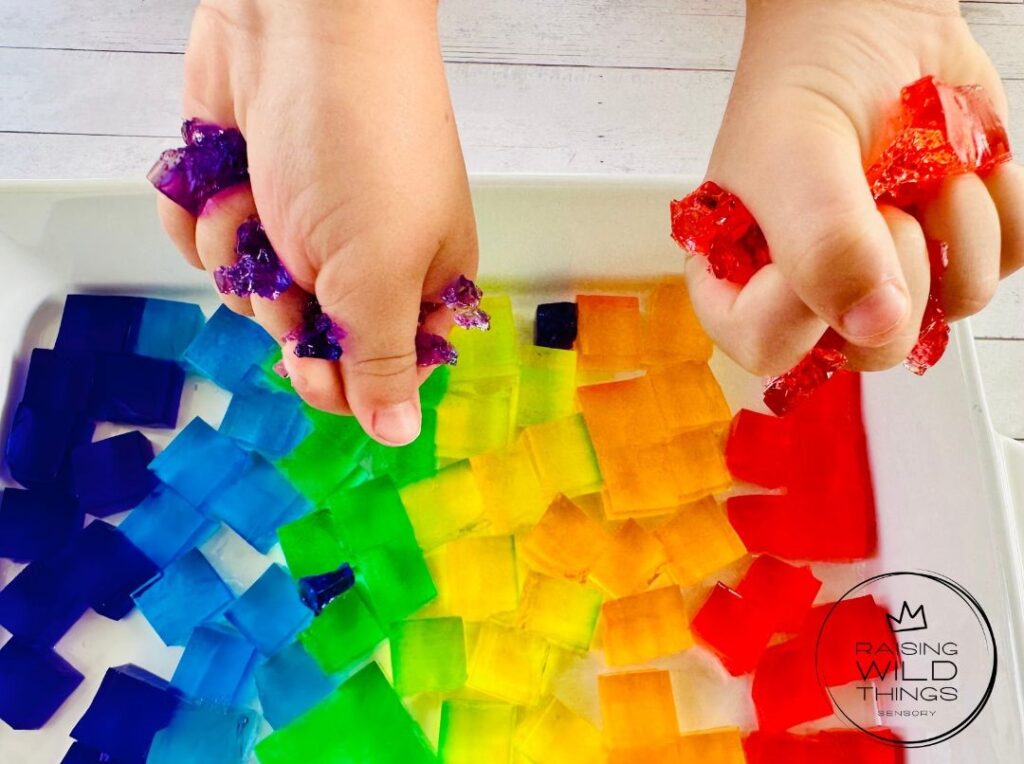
<box><xmin>158</xmin><ymin>0</ymin><xmax>477</xmax><ymax>446</ymax></box>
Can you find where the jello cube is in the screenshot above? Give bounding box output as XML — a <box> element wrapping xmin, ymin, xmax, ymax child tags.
<box><xmin>467</xmin><ymin>621</ymin><xmax>550</xmax><ymax>706</ymax></box>
<box><xmin>736</xmin><ymin>555</ymin><xmax>821</xmax><ymax>634</ymax></box>
<box><xmin>148</xmin><ymin>702</ymin><xmax>260</xmax><ymax>764</ymax></box>
<box><xmin>390</xmin><ymin>616</ymin><xmax>468</xmax><ymax>695</ymax></box>
<box><xmin>74</xmin><ymin>519</ymin><xmax>160</xmax><ymax>620</ymax></box>
<box><xmin>666</xmin><ymin>427</ymin><xmax>731</xmax><ymax>503</ymax></box>
<box><xmin>255</xmin><ymin>641</ymin><xmax>342</xmax><ymax>729</ymax></box>
<box><xmin>276</xmin><ymin>426</ymin><xmax>367</xmax><ymax>503</ymax></box>
<box><xmin>71</xmin><ymin>664</ymin><xmax>180</xmax><ymax>762</ymax></box>
<box><xmin>520</xmin><ymin>495</ymin><xmax>612</xmax><ymax>580</ymax></box>
<box><xmin>600</xmin><ymin>586</ymin><xmax>693</xmax><ymax>666</ymax></box>
<box><xmin>278</xmin><ymin>508</ymin><xmax>348</xmax><ymax>579</ymax></box>
<box><xmin>691</xmin><ymin>583</ymin><xmax>775</xmax><ymax>675</ymax></box>
<box><xmin>220</xmin><ymin>388</ymin><xmax>312</xmax><ymax>458</ymax></box>
<box><xmin>171</xmin><ymin>623</ymin><xmax>258</xmax><ymax>706</ymax></box>
<box><xmin>149</xmin><ymin>417</ymin><xmax>250</xmax><ymax>506</ymax></box>
<box><xmin>203</xmin><ymin>455</ymin><xmax>310</xmax><ymax>553</ymax></box>
<box><xmin>132</xmin><ymin>548</ymin><xmax>234</xmax><ymax>646</ymax></box>
<box><xmin>598</xmin><ymin>441</ymin><xmax>686</xmax><ymax>518</ymax></box>
<box><xmin>805</xmin><ymin>596</ymin><xmax>899</xmax><ymax>688</ymax></box>
<box><xmin>588</xmin><ymin>520</ymin><xmax>667</xmax><ymax>598</ymax></box>
<box><xmin>72</xmin><ymin>431</ymin><xmax>156</xmax><ymax>517</ymax></box>
<box><xmin>133</xmin><ymin>297</ymin><xmax>206</xmax><ymax>361</ymax></box>
<box><xmin>654</xmin><ymin>498</ymin><xmax>746</xmax><ymax>587</ymax></box>
<box><xmin>118</xmin><ymin>486</ymin><xmax>217</xmax><ymax>568</ymax></box>
<box><xmin>0</xmin><ymin>487</ymin><xmax>83</xmax><ymax>562</ymax></box>
<box><xmin>752</xmin><ymin>639</ymin><xmax>834</xmax><ymax>732</ymax></box>
<box><xmin>516</xmin><ymin>345</ymin><xmax>577</xmax><ymax>427</ymax></box>
<box><xmin>607</xmin><ymin>741</ymin><xmax>680</xmax><ymax>764</ymax></box>
<box><xmin>89</xmin><ymin>353</ymin><xmax>185</xmax><ymax>428</ymax></box>
<box><xmin>642</xmin><ymin>279</ymin><xmax>713</xmax><ymax>364</ymax></box>
<box><xmin>22</xmin><ymin>348</ymin><xmax>95</xmax><ymax>411</ymax></box>
<box><xmin>183</xmin><ymin>304</ymin><xmax>277</xmax><ymax>393</ymax></box>
<box><xmin>598</xmin><ymin>670</ymin><xmax>679</xmax><ymax>749</ymax></box>
<box><xmin>523</xmin><ymin>414</ymin><xmax>603</xmax><ymax>497</ymax></box>
<box><xmin>255</xmin><ymin>662</ymin><xmax>435</xmax><ymax>764</ymax></box>
<box><xmin>517</xmin><ymin>573</ymin><xmax>603</xmax><ymax>652</ymax></box>
<box><xmin>55</xmin><ymin>294</ymin><xmax>144</xmax><ymax>353</ymax></box>
<box><xmin>576</xmin><ymin>295</ymin><xmax>643</xmax><ymax>371</ymax></box>
<box><xmin>743</xmin><ymin>728</ymin><xmax>905</xmax><ymax>764</ymax></box>
<box><xmin>436</xmin><ymin>376</ymin><xmax>518</xmax><ymax>459</ymax></box>
<box><xmin>515</xmin><ymin>698</ymin><xmax>604</xmax><ymax>764</ymax></box>
<box><xmin>61</xmin><ymin>743</ymin><xmax>115</xmax><ymax>764</ymax></box>
<box><xmin>471</xmin><ymin>436</ymin><xmax>550</xmax><ymax>533</ymax></box>
<box><xmin>226</xmin><ymin>563</ymin><xmax>312</xmax><ymax>655</ymax></box>
<box><xmin>578</xmin><ymin>376</ymin><xmax>667</xmax><ymax>448</ymax></box>
<box><xmin>399</xmin><ymin>461</ymin><xmax>485</xmax><ymax>550</ymax></box>
<box><xmin>648</xmin><ymin>362</ymin><xmax>730</xmax><ymax>433</ymax></box>
<box><xmin>5</xmin><ymin>402</ymin><xmax>93</xmax><ymax>487</ymax></box>
<box><xmin>534</xmin><ymin>301</ymin><xmax>578</xmax><ymax>350</ymax></box>
<box><xmin>438</xmin><ymin>535</ymin><xmax>519</xmax><ymax>620</ymax></box>
<box><xmin>724</xmin><ymin>409</ymin><xmax>792</xmax><ymax>489</ymax></box>
<box><xmin>0</xmin><ymin>637</ymin><xmax>83</xmax><ymax>729</ymax></box>
<box><xmin>366</xmin><ymin>407</ymin><xmax>438</xmax><ymax>486</ymax></box>
<box><xmin>300</xmin><ymin>588</ymin><xmax>384</xmax><ymax>673</ymax></box>
<box><xmin>676</xmin><ymin>728</ymin><xmax>746</xmax><ymax>763</ymax></box>
<box><xmin>356</xmin><ymin>533</ymin><xmax>438</xmax><ymax>624</ymax></box>
<box><xmin>326</xmin><ymin>476</ymin><xmax>416</xmax><ymax>552</ymax></box>
<box><xmin>449</xmin><ymin>295</ymin><xmax>519</xmax><ymax>381</ymax></box>
<box><xmin>439</xmin><ymin>700</ymin><xmax>515</xmax><ymax>764</ymax></box>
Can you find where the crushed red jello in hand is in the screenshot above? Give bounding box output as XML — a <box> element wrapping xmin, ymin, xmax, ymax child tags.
<box><xmin>905</xmin><ymin>239</ymin><xmax>951</xmax><ymax>376</ymax></box>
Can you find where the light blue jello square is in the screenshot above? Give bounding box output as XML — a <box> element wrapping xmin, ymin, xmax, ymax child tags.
<box><xmin>254</xmin><ymin>641</ymin><xmax>342</xmax><ymax>729</ymax></box>
<box><xmin>225</xmin><ymin>564</ymin><xmax>312</xmax><ymax>656</ymax></box>
<box><xmin>149</xmin><ymin>417</ymin><xmax>251</xmax><ymax>507</ymax></box>
<box><xmin>219</xmin><ymin>388</ymin><xmax>312</xmax><ymax>459</ymax></box>
<box><xmin>170</xmin><ymin>623</ymin><xmax>258</xmax><ymax>706</ymax></box>
<box><xmin>148</xmin><ymin>701</ymin><xmax>260</xmax><ymax>764</ymax></box>
<box><xmin>132</xmin><ymin>549</ymin><xmax>233</xmax><ymax>646</ymax></box>
<box><xmin>183</xmin><ymin>305</ymin><xmax>276</xmax><ymax>393</ymax></box>
<box><xmin>203</xmin><ymin>457</ymin><xmax>311</xmax><ymax>554</ymax></box>
<box><xmin>118</xmin><ymin>485</ymin><xmax>218</xmax><ymax>568</ymax></box>
<box><xmin>134</xmin><ymin>298</ymin><xmax>206</xmax><ymax>362</ymax></box>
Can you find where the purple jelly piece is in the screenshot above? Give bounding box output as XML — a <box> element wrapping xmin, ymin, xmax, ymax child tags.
<box><xmin>415</xmin><ymin>329</ymin><xmax>458</xmax><ymax>367</ymax></box>
<box><xmin>440</xmin><ymin>275</ymin><xmax>490</xmax><ymax>330</ymax></box>
<box><xmin>285</xmin><ymin>297</ymin><xmax>345</xmax><ymax>361</ymax></box>
<box><xmin>418</xmin><ymin>301</ymin><xmax>443</xmax><ymax>324</ymax></box>
<box><xmin>298</xmin><ymin>563</ymin><xmax>356</xmax><ymax>616</ymax></box>
<box><xmin>148</xmin><ymin>119</ymin><xmax>249</xmax><ymax>216</ymax></box>
<box><xmin>215</xmin><ymin>216</ymin><xmax>293</xmax><ymax>300</ymax></box>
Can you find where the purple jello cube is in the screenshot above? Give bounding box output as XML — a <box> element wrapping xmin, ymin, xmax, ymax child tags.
<box><xmin>0</xmin><ymin>487</ymin><xmax>84</xmax><ymax>562</ymax></box>
<box><xmin>89</xmin><ymin>353</ymin><xmax>185</xmax><ymax>428</ymax></box>
<box><xmin>5</xmin><ymin>402</ymin><xmax>94</xmax><ymax>487</ymax></box>
<box><xmin>0</xmin><ymin>636</ymin><xmax>84</xmax><ymax>729</ymax></box>
<box><xmin>22</xmin><ymin>348</ymin><xmax>96</xmax><ymax>412</ymax></box>
<box><xmin>72</xmin><ymin>431</ymin><xmax>157</xmax><ymax>518</ymax></box>
<box><xmin>55</xmin><ymin>295</ymin><xmax>145</xmax><ymax>354</ymax></box>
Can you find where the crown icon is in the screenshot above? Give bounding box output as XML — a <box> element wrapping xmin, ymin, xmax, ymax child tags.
<box><xmin>888</xmin><ymin>602</ymin><xmax>928</xmax><ymax>633</ymax></box>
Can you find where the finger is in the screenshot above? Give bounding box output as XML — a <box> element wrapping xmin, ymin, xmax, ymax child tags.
<box><xmin>193</xmin><ymin>186</ymin><xmax>257</xmax><ymax>317</ymax></box>
<box><xmin>984</xmin><ymin>162</ymin><xmax>1024</xmax><ymax>278</ymax></box>
<box><xmin>918</xmin><ymin>173</ymin><xmax>1001</xmax><ymax>321</ymax></box>
<box><xmin>157</xmin><ymin>196</ymin><xmax>201</xmax><ymax>269</ymax></box>
<box><xmin>843</xmin><ymin>207</ymin><xmax>931</xmax><ymax>372</ymax></box>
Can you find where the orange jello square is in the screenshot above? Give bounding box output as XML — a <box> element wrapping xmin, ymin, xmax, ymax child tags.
<box><xmin>598</xmin><ymin>670</ymin><xmax>680</xmax><ymax>749</ymax></box>
<box><xmin>654</xmin><ymin>498</ymin><xmax>746</xmax><ymax>587</ymax></box>
<box><xmin>577</xmin><ymin>295</ymin><xmax>643</xmax><ymax>371</ymax></box>
<box><xmin>578</xmin><ymin>376</ymin><xmax>667</xmax><ymax>448</ymax></box>
<box><xmin>642</xmin><ymin>279</ymin><xmax>713</xmax><ymax>364</ymax></box>
<box><xmin>600</xmin><ymin>585</ymin><xmax>693</xmax><ymax>666</ymax></box>
<box><xmin>648</xmin><ymin>362</ymin><xmax>731</xmax><ymax>433</ymax></box>
<box><xmin>666</xmin><ymin>427</ymin><xmax>731</xmax><ymax>503</ymax></box>
<box><xmin>677</xmin><ymin>728</ymin><xmax>746</xmax><ymax>763</ymax></box>
<box><xmin>588</xmin><ymin>520</ymin><xmax>667</xmax><ymax>598</ymax></box>
<box><xmin>520</xmin><ymin>495</ymin><xmax>612</xmax><ymax>580</ymax></box>
<box><xmin>608</xmin><ymin>741</ymin><xmax>682</xmax><ymax>764</ymax></box>
<box><xmin>599</xmin><ymin>442</ymin><xmax>683</xmax><ymax>519</ymax></box>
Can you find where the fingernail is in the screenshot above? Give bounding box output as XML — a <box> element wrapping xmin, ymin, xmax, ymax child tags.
<box><xmin>840</xmin><ymin>280</ymin><xmax>909</xmax><ymax>343</ymax></box>
<box><xmin>372</xmin><ymin>399</ymin><xmax>421</xmax><ymax>446</ymax></box>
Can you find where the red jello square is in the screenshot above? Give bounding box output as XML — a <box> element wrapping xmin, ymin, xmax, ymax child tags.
<box><xmin>744</xmin><ymin>729</ymin><xmax>905</xmax><ymax>764</ymax></box>
<box><xmin>690</xmin><ymin>583</ymin><xmax>775</xmax><ymax>676</ymax></box>
<box><xmin>736</xmin><ymin>555</ymin><xmax>822</xmax><ymax>634</ymax></box>
<box><xmin>801</xmin><ymin>595</ymin><xmax>900</xmax><ymax>688</ymax></box>
<box><xmin>724</xmin><ymin>410</ymin><xmax>793</xmax><ymax>489</ymax></box>
<box><xmin>751</xmin><ymin>639</ymin><xmax>834</xmax><ymax>732</ymax></box>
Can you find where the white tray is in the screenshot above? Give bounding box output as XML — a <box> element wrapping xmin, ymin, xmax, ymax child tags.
<box><xmin>0</xmin><ymin>177</ymin><xmax>1022</xmax><ymax>762</ymax></box>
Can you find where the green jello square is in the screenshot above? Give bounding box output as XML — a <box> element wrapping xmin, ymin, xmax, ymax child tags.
<box><xmin>357</xmin><ymin>535</ymin><xmax>437</xmax><ymax>625</ymax></box>
<box><xmin>299</xmin><ymin>588</ymin><xmax>383</xmax><ymax>674</ymax></box>
<box><xmin>325</xmin><ymin>477</ymin><xmax>416</xmax><ymax>553</ymax></box>
<box><xmin>278</xmin><ymin>508</ymin><xmax>348</xmax><ymax>579</ymax></box>
<box><xmin>389</xmin><ymin>617</ymin><xmax>467</xmax><ymax>696</ymax></box>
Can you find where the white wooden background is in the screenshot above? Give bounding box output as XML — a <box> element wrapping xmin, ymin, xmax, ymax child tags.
<box><xmin>0</xmin><ymin>0</ymin><xmax>1021</xmax><ymax>436</ymax></box>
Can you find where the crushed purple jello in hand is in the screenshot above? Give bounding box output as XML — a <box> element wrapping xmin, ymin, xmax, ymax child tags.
<box><xmin>415</xmin><ymin>328</ymin><xmax>459</xmax><ymax>367</ymax></box>
<box><xmin>441</xmin><ymin>276</ymin><xmax>490</xmax><ymax>330</ymax></box>
<box><xmin>147</xmin><ymin>119</ymin><xmax>249</xmax><ymax>216</ymax></box>
<box><xmin>214</xmin><ymin>217</ymin><xmax>293</xmax><ymax>300</ymax></box>
<box><xmin>285</xmin><ymin>298</ymin><xmax>345</xmax><ymax>361</ymax></box>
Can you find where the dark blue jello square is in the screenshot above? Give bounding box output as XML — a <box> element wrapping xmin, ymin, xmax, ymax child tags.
<box><xmin>55</xmin><ymin>294</ymin><xmax>145</xmax><ymax>354</ymax></box>
<box><xmin>72</xmin><ymin>431</ymin><xmax>157</xmax><ymax>517</ymax></box>
<box><xmin>89</xmin><ymin>353</ymin><xmax>185</xmax><ymax>428</ymax></box>
<box><xmin>60</xmin><ymin>742</ymin><xmax>117</xmax><ymax>763</ymax></box>
<box><xmin>0</xmin><ymin>551</ymin><xmax>89</xmax><ymax>645</ymax></box>
<box><xmin>0</xmin><ymin>636</ymin><xmax>84</xmax><ymax>729</ymax></box>
<box><xmin>0</xmin><ymin>487</ymin><xmax>84</xmax><ymax>562</ymax></box>
<box><xmin>74</xmin><ymin>520</ymin><xmax>160</xmax><ymax>621</ymax></box>
<box><xmin>534</xmin><ymin>301</ymin><xmax>578</xmax><ymax>350</ymax></box>
<box><xmin>5</xmin><ymin>402</ymin><xmax>94</xmax><ymax>487</ymax></box>
<box><xmin>70</xmin><ymin>664</ymin><xmax>180</xmax><ymax>762</ymax></box>
<box><xmin>134</xmin><ymin>298</ymin><xmax>206</xmax><ymax>362</ymax></box>
<box><xmin>183</xmin><ymin>305</ymin><xmax>276</xmax><ymax>393</ymax></box>
<box><xmin>22</xmin><ymin>348</ymin><xmax>96</xmax><ymax>412</ymax></box>
<box><xmin>149</xmin><ymin>417</ymin><xmax>250</xmax><ymax>507</ymax></box>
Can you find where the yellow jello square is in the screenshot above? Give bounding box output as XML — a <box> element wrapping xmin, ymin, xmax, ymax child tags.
<box><xmin>576</xmin><ymin>295</ymin><xmax>643</xmax><ymax>371</ymax></box>
<box><xmin>578</xmin><ymin>376</ymin><xmax>667</xmax><ymax>448</ymax></box>
<box><xmin>438</xmin><ymin>699</ymin><xmax>516</xmax><ymax>764</ymax></box>
<box><xmin>588</xmin><ymin>520</ymin><xmax>668</xmax><ymax>598</ymax></box>
<box><xmin>517</xmin><ymin>572</ymin><xmax>603</xmax><ymax>652</ymax></box>
<box><xmin>523</xmin><ymin>414</ymin><xmax>603</xmax><ymax>498</ymax></box>
<box><xmin>449</xmin><ymin>295</ymin><xmax>519</xmax><ymax>381</ymax></box>
<box><xmin>600</xmin><ymin>585</ymin><xmax>693</xmax><ymax>666</ymax></box>
<box><xmin>598</xmin><ymin>670</ymin><xmax>680</xmax><ymax>749</ymax></box>
<box><xmin>400</xmin><ymin>461</ymin><xmax>485</xmax><ymax>550</ymax></box>
<box><xmin>666</xmin><ymin>427</ymin><xmax>731</xmax><ymax>503</ymax></box>
<box><xmin>516</xmin><ymin>345</ymin><xmax>578</xmax><ymax>427</ymax></box>
<box><xmin>520</xmin><ymin>495</ymin><xmax>612</xmax><ymax>580</ymax></box>
<box><xmin>654</xmin><ymin>498</ymin><xmax>746</xmax><ymax>587</ymax></box>
<box><xmin>641</xmin><ymin>278</ymin><xmax>713</xmax><ymax>364</ymax></box>
<box><xmin>467</xmin><ymin>621</ymin><xmax>550</xmax><ymax>706</ymax></box>
<box><xmin>440</xmin><ymin>535</ymin><xmax>520</xmax><ymax>621</ymax></box>
<box><xmin>677</xmin><ymin>728</ymin><xmax>746</xmax><ymax>763</ymax></box>
<box><xmin>648</xmin><ymin>361</ymin><xmax>731</xmax><ymax>434</ymax></box>
<box><xmin>436</xmin><ymin>375</ymin><xmax>518</xmax><ymax>460</ymax></box>
<box><xmin>515</xmin><ymin>698</ymin><xmax>606</xmax><ymax>764</ymax></box>
<box><xmin>471</xmin><ymin>436</ymin><xmax>551</xmax><ymax>534</ymax></box>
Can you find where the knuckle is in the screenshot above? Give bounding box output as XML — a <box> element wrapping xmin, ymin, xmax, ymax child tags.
<box><xmin>945</xmin><ymin>278</ymin><xmax>997</xmax><ymax>320</ymax></box>
<box><xmin>348</xmin><ymin>351</ymin><xmax>419</xmax><ymax>381</ymax></box>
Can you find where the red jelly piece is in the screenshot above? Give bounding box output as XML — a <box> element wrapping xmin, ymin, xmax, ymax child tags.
<box><xmin>803</xmin><ymin>595</ymin><xmax>900</xmax><ymax>688</ymax></box>
<box><xmin>744</xmin><ymin>728</ymin><xmax>905</xmax><ymax>764</ymax></box>
<box><xmin>763</xmin><ymin>342</ymin><xmax>847</xmax><ymax>418</ymax></box>
<box><xmin>670</xmin><ymin>181</ymin><xmax>771</xmax><ymax>284</ymax></box>
<box><xmin>751</xmin><ymin>638</ymin><xmax>834</xmax><ymax>731</ymax></box>
<box><xmin>724</xmin><ymin>409</ymin><xmax>793</xmax><ymax>489</ymax></box>
<box><xmin>736</xmin><ymin>555</ymin><xmax>822</xmax><ymax>634</ymax></box>
<box><xmin>905</xmin><ymin>239</ymin><xmax>950</xmax><ymax>375</ymax></box>
<box><xmin>691</xmin><ymin>583</ymin><xmax>776</xmax><ymax>675</ymax></box>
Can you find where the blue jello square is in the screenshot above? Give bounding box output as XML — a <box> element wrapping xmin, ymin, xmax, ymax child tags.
<box><xmin>225</xmin><ymin>564</ymin><xmax>312</xmax><ymax>655</ymax></box>
<box><xmin>55</xmin><ymin>294</ymin><xmax>145</xmax><ymax>354</ymax></box>
<box><xmin>60</xmin><ymin>742</ymin><xmax>115</xmax><ymax>763</ymax></box>
<box><xmin>72</xmin><ymin>431</ymin><xmax>157</xmax><ymax>518</ymax></box>
<box><xmin>183</xmin><ymin>305</ymin><xmax>276</xmax><ymax>393</ymax></box>
<box><xmin>5</xmin><ymin>402</ymin><xmax>94</xmax><ymax>487</ymax></box>
<box><xmin>134</xmin><ymin>298</ymin><xmax>206</xmax><ymax>362</ymax></box>
<box><xmin>0</xmin><ymin>487</ymin><xmax>83</xmax><ymax>563</ymax></box>
<box><xmin>0</xmin><ymin>636</ymin><xmax>84</xmax><ymax>729</ymax></box>
<box><xmin>203</xmin><ymin>456</ymin><xmax>310</xmax><ymax>554</ymax></box>
<box><xmin>219</xmin><ymin>388</ymin><xmax>312</xmax><ymax>459</ymax></box>
<box><xmin>75</xmin><ymin>520</ymin><xmax>160</xmax><ymax>621</ymax></box>
<box><xmin>70</xmin><ymin>664</ymin><xmax>180</xmax><ymax>762</ymax></box>
<box><xmin>132</xmin><ymin>548</ymin><xmax>233</xmax><ymax>646</ymax></box>
<box><xmin>534</xmin><ymin>301</ymin><xmax>578</xmax><ymax>350</ymax></box>
<box><xmin>89</xmin><ymin>353</ymin><xmax>185</xmax><ymax>428</ymax></box>
<box><xmin>148</xmin><ymin>702</ymin><xmax>260</xmax><ymax>764</ymax></box>
<box><xmin>0</xmin><ymin>553</ymin><xmax>88</xmax><ymax>645</ymax></box>
<box><xmin>149</xmin><ymin>417</ymin><xmax>251</xmax><ymax>507</ymax></box>
<box><xmin>119</xmin><ymin>486</ymin><xmax>218</xmax><ymax>568</ymax></box>
<box><xmin>170</xmin><ymin>623</ymin><xmax>258</xmax><ymax>706</ymax></box>
<box><xmin>254</xmin><ymin>641</ymin><xmax>342</xmax><ymax>729</ymax></box>
<box><xmin>22</xmin><ymin>348</ymin><xmax>96</xmax><ymax>412</ymax></box>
